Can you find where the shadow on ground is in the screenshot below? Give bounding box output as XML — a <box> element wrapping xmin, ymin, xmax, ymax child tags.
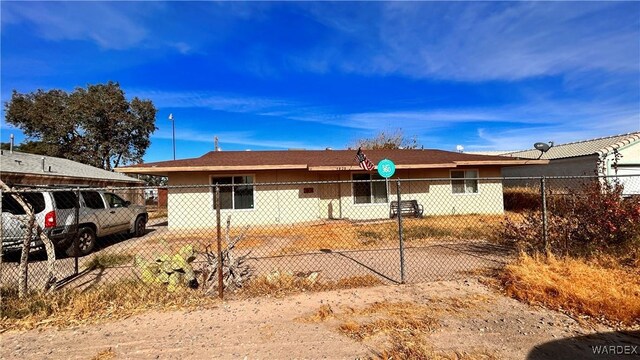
<box><xmin>527</xmin><ymin>331</ymin><xmax>640</xmax><ymax>360</ymax></box>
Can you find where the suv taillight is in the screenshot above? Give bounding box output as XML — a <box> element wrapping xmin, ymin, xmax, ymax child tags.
<box><xmin>44</xmin><ymin>211</ymin><xmax>56</xmax><ymax>228</ymax></box>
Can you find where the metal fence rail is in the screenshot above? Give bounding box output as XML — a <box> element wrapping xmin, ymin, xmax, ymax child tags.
<box><xmin>1</xmin><ymin>175</ymin><xmax>638</xmax><ymax>295</ymax></box>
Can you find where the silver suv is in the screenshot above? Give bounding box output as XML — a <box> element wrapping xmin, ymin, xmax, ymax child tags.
<box><xmin>1</xmin><ymin>190</ymin><xmax>148</xmax><ymax>256</ymax></box>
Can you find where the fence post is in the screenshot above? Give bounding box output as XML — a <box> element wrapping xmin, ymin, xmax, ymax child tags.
<box><xmin>540</xmin><ymin>177</ymin><xmax>549</xmax><ymax>254</ymax></box>
<box><xmin>215</xmin><ymin>185</ymin><xmax>223</xmax><ymax>299</ymax></box>
<box><xmin>396</xmin><ymin>179</ymin><xmax>405</xmax><ymax>284</ymax></box>
<box><xmin>74</xmin><ymin>187</ymin><xmax>80</xmax><ymax>275</ymax></box>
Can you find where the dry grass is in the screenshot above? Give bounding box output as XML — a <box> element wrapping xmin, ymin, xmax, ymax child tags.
<box><xmin>376</xmin><ymin>338</ymin><xmax>499</xmax><ymax>360</ymax></box>
<box><xmin>277</xmin><ymin>214</ymin><xmax>514</xmax><ymax>254</ymax></box>
<box><xmin>91</xmin><ymin>348</ymin><xmax>116</xmax><ymax>360</ymax></box>
<box><xmin>130</xmin><ymin>213</ymin><xmax>515</xmax><ymax>257</ymax></box>
<box><xmin>235</xmin><ymin>273</ymin><xmax>383</xmax><ymax>299</ymax></box>
<box><xmin>299</xmin><ymin>304</ymin><xmax>335</xmax><ymax>322</ymax></box>
<box><xmin>337</xmin><ymin>301</ymin><xmax>439</xmax><ymax>340</ymax></box>
<box><xmin>501</xmin><ymin>253</ymin><xmax>640</xmax><ymax>327</ymax></box>
<box><xmin>303</xmin><ymin>299</ymin><xmax>497</xmax><ymax>359</ymax></box>
<box><xmin>147</xmin><ymin>209</ymin><xmax>168</xmax><ymax>220</ymax></box>
<box><xmin>0</xmin><ymin>281</ymin><xmax>218</xmax><ymax>331</ymax></box>
<box><xmin>84</xmin><ymin>253</ymin><xmax>135</xmax><ymax>270</ymax></box>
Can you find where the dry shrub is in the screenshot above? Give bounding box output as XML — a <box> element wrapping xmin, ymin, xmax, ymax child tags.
<box><xmin>501</xmin><ymin>180</ymin><xmax>640</xmax><ymax>259</ymax></box>
<box><xmin>503</xmin><ymin>187</ymin><xmax>540</xmax><ymax>212</ymax></box>
<box><xmin>0</xmin><ymin>281</ymin><xmax>218</xmax><ymax>331</ymax></box>
<box><xmin>236</xmin><ymin>273</ymin><xmax>382</xmax><ymax>298</ymax></box>
<box><xmin>501</xmin><ymin>254</ymin><xmax>640</xmax><ymax>327</ymax></box>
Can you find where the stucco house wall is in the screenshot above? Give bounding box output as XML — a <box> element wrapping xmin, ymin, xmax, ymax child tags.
<box><xmin>166</xmin><ymin>166</ymin><xmax>505</xmax><ymax>229</ymax></box>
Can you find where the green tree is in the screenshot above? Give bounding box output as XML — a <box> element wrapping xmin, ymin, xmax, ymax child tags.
<box><xmin>1</xmin><ymin>141</ymin><xmax>50</xmax><ymax>155</ymax></box>
<box><xmin>4</xmin><ymin>82</ymin><xmax>157</xmax><ymax>170</ymax></box>
<box><xmin>352</xmin><ymin>129</ymin><xmax>420</xmax><ymax>150</ymax></box>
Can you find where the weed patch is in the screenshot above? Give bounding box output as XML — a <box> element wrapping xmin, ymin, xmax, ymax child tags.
<box><xmin>0</xmin><ymin>281</ymin><xmax>218</xmax><ymax>331</ymax></box>
<box><xmin>85</xmin><ymin>253</ymin><xmax>134</xmax><ymax>270</ymax></box>
<box><xmin>235</xmin><ymin>273</ymin><xmax>383</xmax><ymax>299</ymax></box>
<box><xmin>501</xmin><ymin>254</ymin><xmax>640</xmax><ymax>327</ymax></box>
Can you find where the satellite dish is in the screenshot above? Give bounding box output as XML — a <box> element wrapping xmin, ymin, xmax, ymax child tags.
<box><xmin>534</xmin><ymin>141</ymin><xmax>554</xmax><ymax>159</ymax></box>
<box><xmin>534</xmin><ymin>142</ymin><xmax>550</xmax><ymax>152</ymax></box>
<box><xmin>456</xmin><ymin>145</ymin><xmax>464</xmax><ymax>153</ymax></box>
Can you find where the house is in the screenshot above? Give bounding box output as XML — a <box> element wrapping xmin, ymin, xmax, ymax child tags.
<box><xmin>116</xmin><ymin>149</ymin><xmax>545</xmax><ymax>229</ymax></box>
<box><xmin>0</xmin><ymin>150</ymin><xmax>144</xmax><ymax>188</ymax></box>
<box><xmin>499</xmin><ymin>132</ymin><xmax>640</xmax><ymax>194</ymax></box>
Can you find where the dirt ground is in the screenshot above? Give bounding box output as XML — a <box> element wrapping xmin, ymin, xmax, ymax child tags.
<box><xmin>3</xmin><ymin>279</ymin><xmax>638</xmax><ymax>359</ymax></box>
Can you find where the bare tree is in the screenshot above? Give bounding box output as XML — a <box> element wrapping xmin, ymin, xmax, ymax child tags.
<box><xmin>0</xmin><ymin>180</ymin><xmax>57</xmax><ymax>297</ymax></box>
<box><xmin>352</xmin><ymin>129</ymin><xmax>420</xmax><ymax>150</ymax></box>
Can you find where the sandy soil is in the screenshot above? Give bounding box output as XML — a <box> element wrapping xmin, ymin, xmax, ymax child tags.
<box><xmin>3</xmin><ymin>279</ymin><xmax>638</xmax><ymax>359</ymax></box>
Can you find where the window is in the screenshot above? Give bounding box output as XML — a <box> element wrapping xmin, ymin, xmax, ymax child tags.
<box><xmin>53</xmin><ymin>191</ymin><xmax>78</xmax><ymax>209</ymax></box>
<box><xmin>2</xmin><ymin>193</ymin><xmax>45</xmax><ymax>215</ymax></box>
<box><xmin>451</xmin><ymin>170</ymin><xmax>478</xmax><ymax>194</ymax></box>
<box><xmin>81</xmin><ymin>191</ymin><xmax>105</xmax><ymax>209</ymax></box>
<box><xmin>2</xmin><ymin>194</ymin><xmax>26</xmax><ymax>215</ymax></box>
<box><xmin>212</xmin><ymin>176</ymin><xmax>254</xmax><ymax>210</ymax></box>
<box><xmin>104</xmin><ymin>193</ymin><xmax>128</xmax><ymax>208</ymax></box>
<box><xmin>22</xmin><ymin>193</ymin><xmax>46</xmax><ymax>213</ymax></box>
<box><xmin>353</xmin><ymin>173</ymin><xmax>388</xmax><ymax>204</ymax></box>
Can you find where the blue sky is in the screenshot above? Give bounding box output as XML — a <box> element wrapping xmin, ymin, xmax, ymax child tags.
<box><xmin>1</xmin><ymin>1</ymin><xmax>639</xmax><ymax>163</ymax></box>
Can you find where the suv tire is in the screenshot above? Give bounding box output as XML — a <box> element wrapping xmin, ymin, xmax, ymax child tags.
<box><xmin>134</xmin><ymin>216</ymin><xmax>146</xmax><ymax>237</ymax></box>
<box><xmin>66</xmin><ymin>227</ymin><xmax>96</xmax><ymax>257</ymax></box>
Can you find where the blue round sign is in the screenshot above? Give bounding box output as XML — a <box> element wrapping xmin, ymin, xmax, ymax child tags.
<box><xmin>377</xmin><ymin>159</ymin><xmax>396</xmax><ymax>178</ymax></box>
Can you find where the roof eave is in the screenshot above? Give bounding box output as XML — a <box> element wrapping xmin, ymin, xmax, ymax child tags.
<box><xmin>115</xmin><ymin>164</ymin><xmax>309</xmax><ymax>174</ymax></box>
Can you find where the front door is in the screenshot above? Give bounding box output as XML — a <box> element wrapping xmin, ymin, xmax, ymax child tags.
<box><xmin>318</xmin><ymin>174</ymin><xmax>341</xmax><ymax>220</ymax></box>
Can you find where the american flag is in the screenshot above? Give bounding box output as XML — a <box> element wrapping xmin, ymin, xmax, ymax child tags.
<box><xmin>355</xmin><ymin>148</ymin><xmax>375</xmax><ymax>171</ymax></box>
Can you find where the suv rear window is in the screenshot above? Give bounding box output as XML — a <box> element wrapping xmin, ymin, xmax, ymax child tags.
<box><xmin>1</xmin><ymin>193</ymin><xmax>46</xmax><ymax>215</ymax></box>
<box><xmin>53</xmin><ymin>191</ymin><xmax>78</xmax><ymax>209</ymax></box>
<box><xmin>81</xmin><ymin>191</ymin><xmax>105</xmax><ymax>209</ymax></box>
<box><xmin>22</xmin><ymin>193</ymin><xmax>46</xmax><ymax>213</ymax></box>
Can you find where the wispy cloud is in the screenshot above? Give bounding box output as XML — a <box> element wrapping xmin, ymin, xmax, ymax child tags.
<box><xmin>151</xmin><ymin>128</ymin><xmax>318</xmax><ymax>150</ymax></box>
<box><xmin>134</xmin><ymin>88</ymin><xmax>638</xmax><ymax>149</ymax></box>
<box><xmin>298</xmin><ymin>2</ymin><xmax>639</xmax><ymax>81</ymax></box>
<box><xmin>129</xmin><ymin>89</ymin><xmax>298</xmax><ymax>114</ymax></box>
<box><xmin>3</xmin><ymin>2</ymin><xmax>151</xmax><ymax>50</ymax></box>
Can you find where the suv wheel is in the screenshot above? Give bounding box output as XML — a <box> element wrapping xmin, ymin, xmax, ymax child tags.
<box><xmin>66</xmin><ymin>227</ymin><xmax>96</xmax><ymax>257</ymax></box>
<box><xmin>134</xmin><ymin>216</ymin><xmax>146</xmax><ymax>237</ymax></box>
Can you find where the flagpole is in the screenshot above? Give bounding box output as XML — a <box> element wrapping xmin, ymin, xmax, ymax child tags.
<box><xmin>169</xmin><ymin>113</ymin><xmax>176</xmax><ymax>160</ymax></box>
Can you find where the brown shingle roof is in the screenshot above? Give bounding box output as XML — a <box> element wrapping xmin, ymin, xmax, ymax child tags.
<box><xmin>116</xmin><ymin>149</ymin><xmax>546</xmax><ymax>175</ymax></box>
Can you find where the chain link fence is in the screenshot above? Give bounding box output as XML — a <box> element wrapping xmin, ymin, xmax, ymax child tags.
<box><xmin>2</xmin><ymin>175</ymin><xmax>638</xmax><ymax>294</ymax></box>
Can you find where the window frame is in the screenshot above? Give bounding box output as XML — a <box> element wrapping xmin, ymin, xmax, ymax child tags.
<box><xmin>450</xmin><ymin>169</ymin><xmax>480</xmax><ymax>195</ymax></box>
<box><xmin>351</xmin><ymin>172</ymin><xmax>389</xmax><ymax>205</ymax></box>
<box><xmin>209</xmin><ymin>174</ymin><xmax>256</xmax><ymax>211</ymax></box>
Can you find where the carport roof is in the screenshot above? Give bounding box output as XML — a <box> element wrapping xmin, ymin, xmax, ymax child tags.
<box><xmin>501</xmin><ymin>132</ymin><xmax>640</xmax><ymax>160</ymax></box>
